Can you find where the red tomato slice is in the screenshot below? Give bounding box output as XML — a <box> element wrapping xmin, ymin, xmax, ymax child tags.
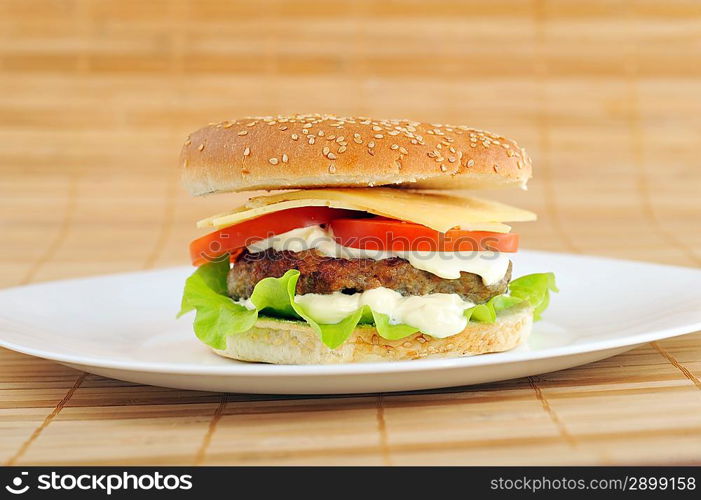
<box><xmin>329</xmin><ymin>217</ymin><xmax>518</xmax><ymax>252</ymax></box>
<box><xmin>189</xmin><ymin>206</ymin><xmax>359</xmax><ymax>266</ymax></box>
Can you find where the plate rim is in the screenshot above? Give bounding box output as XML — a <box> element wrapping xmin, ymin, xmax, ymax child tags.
<box><xmin>0</xmin><ymin>322</ymin><xmax>698</xmax><ymax>377</ymax></box>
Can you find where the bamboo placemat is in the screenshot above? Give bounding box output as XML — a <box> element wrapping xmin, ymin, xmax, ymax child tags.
<box><xmin>1</xmin><ymin>0</ymin><xmax>700</xmax><ymax>465</ymax></box>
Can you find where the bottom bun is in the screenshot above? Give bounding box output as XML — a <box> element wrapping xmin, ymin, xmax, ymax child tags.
<box><xmin>212</xmin><ymin>303</ymin><xmax>533</xmax><ymax>365</ymax></box>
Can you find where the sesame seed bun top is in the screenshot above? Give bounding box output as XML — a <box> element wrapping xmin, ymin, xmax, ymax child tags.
<box><xmin>180</xmin><ymin>114</ymin><xmax>532</xmax><ymax>195</ymax></box>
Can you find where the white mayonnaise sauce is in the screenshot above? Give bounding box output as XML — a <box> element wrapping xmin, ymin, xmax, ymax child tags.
<box><xmin>294</xmin><ymin>288</ymin><xmax>474</xmax><ymax>338</ymax></box>
<box><xmin>246</xmin><ymin>225</ymin><xmax>510</xmax><ymax>285</ymax></box>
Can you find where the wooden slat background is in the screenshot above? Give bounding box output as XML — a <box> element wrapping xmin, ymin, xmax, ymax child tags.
<box><xmin>1</xmin><ymin>0</ymin><xmax>700</xmax><ymax>465</ymax></box>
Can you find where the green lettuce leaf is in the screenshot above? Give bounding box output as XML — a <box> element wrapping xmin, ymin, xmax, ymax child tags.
<box><xmin>370</xmin><ymin>309</ymin><xmax>420</xmax><ymax>340</ymax></box>
<box><xmin>281</xmin><ymin>271</ymin><xmax>366</xmax><ymax>349</ymax></box>
<box><xmin>179</xmin><ymin>260</ymin><xmax>557</xmax><ymax>349</ymax></box>
<box><xmin>463</xmin><ymin>272</ymin><xmax>558</xmax><ymax>324</ymax></box>
<box><xmin>249</xmin><ymin>272</ymin><xmax>298</xmax><ymax>319</ymax></box>
<box><xmin>177</xmin><ymin>259</ymin><xmax>257</xmax><ymax>350</ymax></box>
<box><xmin>179</xmin><ymin>262</ymin><xmax>366</xmax><ymax>350</ymax></box>
<box><xmin>508</xmin><ymin>272</ymin><xmax>559</xmax><ymax>321</ymax></box>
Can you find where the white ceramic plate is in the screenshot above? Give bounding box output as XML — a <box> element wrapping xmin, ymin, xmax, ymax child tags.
<box><xmin>0</xmin><ymin>251</ymin><xmax>700</xmax><ymax>394</ymax></box>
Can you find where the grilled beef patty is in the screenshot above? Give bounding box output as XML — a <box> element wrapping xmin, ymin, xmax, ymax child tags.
<box><xmin>227</xmin><ymin>248</ymin><xmax>510</xmax><ymax>304</ymax></box>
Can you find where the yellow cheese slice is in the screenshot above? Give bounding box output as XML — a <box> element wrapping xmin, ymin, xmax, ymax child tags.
<box><xmin>197</xmin><ymin>188</ymin><xmax>536</xmax><ymax>233</ymax></box>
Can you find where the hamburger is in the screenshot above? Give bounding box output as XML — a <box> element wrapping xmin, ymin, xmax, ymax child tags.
<box><xmin>178</xmin><ymin>114</ymin><xmax>557</xmax><ymax>364</ymax></box>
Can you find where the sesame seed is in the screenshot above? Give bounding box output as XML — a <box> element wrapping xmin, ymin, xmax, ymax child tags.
<box><xmin>507</xmin><ymin>150</ymin><xmax>514</xmax><ymax>157</ymax></box>
<box><xmin>368</xmin><ymin>141</ymin><xmax>375</xmax><ymax>148</ymax></box>
<box><xmin>291</xmin><ymin>134</ymin><xmax>299</xmax><ymax>141</ymax></box>
<box><xmin>440</xmin><ymin>164</ymin><xmax>448</xmax><ymax>172</ymax></box>
<box><xmin>282</xmin><ymin>153</ymin><xmax>288</xmax><ymax>163</ymax></box>
<box><xmin>493</xmin><ymin>165</ymin><xmax>499</xmax><ymax>172</ymax></box>
<box><xmin>197</xmin><ymin>144</ymin><xmax>205</xmax><ymax>151</ymax></box>
<box><xmin>374</xmin><ymin>134</ymin><xmax>384</xmax><ymax>139</ymax></box>
<box><xmin>184</xmin><ymin>139</ymin><xmax>191</xmax><ymax>146</ymax></box>
<box><xmin>327</xmin><ymin>152</ymin><xmax>337</xmax><ymax>160</ymax></box>
<box><xmin>372</xmin><ymin>125</ymin><xmax>382</xmax><ymax>131</ymax></box>
<box><xmin>338</xmin><ymin>146</ymin><xmax>347</xmax><ymax>153</ymax></box>
<box><xmin>353</xmin><ymin>137</ymin><xmax>363</xmax><ymax>144</ymax></box>
<box><xmin>354</xmin><ymin>133</ymin><xmax>361</xmax><ymax>138</ymax></box>
<box><xmin>243</xmin><ymin>147</ymin><xmax>250</xmax><ymax>156</ymax></box>
<box><xmin>269</xmin><ymin>158</ymin><xmax>279</xmax><ymax>165</ymax></box>
<box><xmin>427</xmin><ymin>151</ymin><xmax>437</xmax><ymax>158</ymax></box>
<box><xmin>449</xmin><ymin>147</ymin><xmax>456</xmax><ymax>153</ymax></box>
<box><xmin>279</xmin><ymin>125</ymin><xmax>288</xmax><ymax>131</ymax></box>
<box><xmin>322</xmin><ymin>146</ymin><xmax>330</xmax><ymax>155</ymax></box>
<box><xmin>328</xmin><ymin>164</ymin><xmax>336</xmax><ymax>173</ymax></box>
<box><xmin>302</xmin><ymin>129</ymin><xmax>309</xmax><ymax>134</ymax></box>
<box><xmin>467</xmin><ymin>159</ymin><xmax>475</xmax><ymax>167</ymax></box>
<box><xmin>238</xmin><ymin>130</ymin><xmax>248</xmax><ymax>136</ymax></box>
<box><xmin>246</xmin><ymin>121</ymin><xmax>256</xmax><ymax>127</ymax></box>
<box><xmin>336</xmin><ymin>136</ymin><xmax>344</xmax><ymax>143</ymax></box>
<box><xmin>399</xmin><ymin>147</ymin><xmax>408</xmax><ymax>154</ymax></box>
<box><xmin>308</xmin><ymin>137</ymin><xmax>315</xmax><ymax>145</ymax></box>
<box><xmin>318</xmin><ymin>130</ymin><xmax>325</xmax><ymax>136</ymax></box>
<box><xmin>390</xmin><ymin>144</ymin><xmax>399</xmax><ymax>150</ymax></box>
<box><xmin>448</xmin><ymin>156</ymin><xmax>456</xmax><ymax>163</ymax></box>
<box><xmin>368</xmin><ymin>149</ymin><xmax>375</xmax><ymax>156</ymax></box>
<box><xmin>517</xmin><ymin>160</ymin><xmax>524</xmax><ymax>169</ymax></box>
<box><xmin>222</xmin><ymin>122</ymin><xmax>233</xmax><ymax>128</ymax></box>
